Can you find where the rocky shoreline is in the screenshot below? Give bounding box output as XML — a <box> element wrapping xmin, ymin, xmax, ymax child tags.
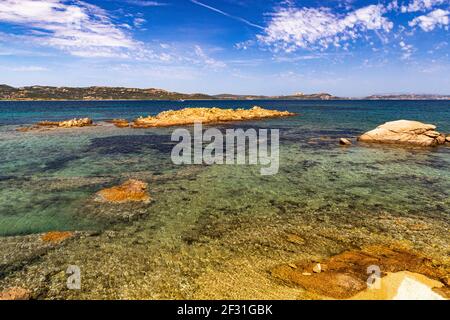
<box><xmin>15</xmin><ymin>113</ymin><xmax>450</xmax><ymax>150</ymax></box>
<box><xmin>15</xmin><ymin>106</ymin><xmax>296</xmax><ymax>132</ymax></box>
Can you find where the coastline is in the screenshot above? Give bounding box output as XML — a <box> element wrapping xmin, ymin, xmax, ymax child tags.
<box><xmin>1</xmin><ymin>98</ymin><xmax>450</xmax><ymax>102</ymax></box>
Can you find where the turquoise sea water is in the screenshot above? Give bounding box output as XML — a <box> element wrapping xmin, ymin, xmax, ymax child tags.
<box><xmin>0</xmin><ymin>100</ymin><xmax>449</xmax><ymax>237</ymax></box>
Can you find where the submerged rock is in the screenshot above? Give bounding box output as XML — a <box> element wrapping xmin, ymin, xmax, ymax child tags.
<box><xmin>358</xmin><ymin>120</ymin><xmax>446</xmax><ymax>147</ymax></box>
<box><xmin>271</xmin><ymin>245</ymin><xmax>449</xmax><ymax>299</ymax></box>
<box><xmin>0</xmin><ymin>287</ymin><xmax>31</xmax><ymax>300</ymax></box>
<box><xmin>286</xmin><ymin>233</ymin><xmax>305</xmax><ymax>245</ymax></box>
<box><xmin>108</xmin><ymin>119</ymin><xmax>130</xmax><ymax>128</ymax></box>
<box><xmin>339</xmin><ymin>138</ymin><xmax>352</xmax><ymax>145</ymax></box>
<box><xmin>312</xmin><ymin>263</ymin><xmax>322</xmax><ymax>273</ymax></box>
<box><xmin>132</xmin><ymin>106</ymin><xmax>295</xmax><ymax>128</ymax></box>
<box><xmin>0</xmin><ymin>233</ymin><xmax>81</xmax><ymax>279</ymax></box>
<box><xmin>96</xmin><ymin>179</ymin><xmax>151</xmax><ymax>203</ymax></box>
<box><xmin>40</xmin><ymin>231</ymin><xmax>74</xmax><ymax>243</ymax></box>
<box><xmin>15</xmin><ymin>127</ymin><xmax>33</xmax><ymax>132</ymax></box>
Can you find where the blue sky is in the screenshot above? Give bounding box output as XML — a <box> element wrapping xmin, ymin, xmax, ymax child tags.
<box><xmin>0</xmin><ymin>0</ymin><xmax>449</xmax><ymax>96</ymax></box>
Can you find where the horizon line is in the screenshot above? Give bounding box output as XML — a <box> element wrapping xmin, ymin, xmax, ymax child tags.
<box><xmin>1</xmin><ymin>84</ymin><xmax>450</xmax><ymax>98</ymax></box>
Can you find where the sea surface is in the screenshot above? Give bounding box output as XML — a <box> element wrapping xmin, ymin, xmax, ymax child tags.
<box><xmin>0</xmin><ymin>99</ymin><xmax>449</xmax><ymax>298</ymax></box>
<box><xmin>0</xmin><ymin>100</ymin><xmax>449</xmax><ymax>236</ymax></box>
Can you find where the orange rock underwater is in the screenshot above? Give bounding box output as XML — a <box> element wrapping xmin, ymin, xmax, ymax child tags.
<box><xmin>40</xmin><ymin>231</ymin><xmax>74</xmax><ymax>243</ymax></box>
<box><xmin>96</xmin><ymin>179</ymin><xmax>151</xmax><ymax>203</ymax></box>
<box><xmin>0</xmin><ymin>287</ymin><xmax>31</xmax><ymax>300</ymax></box>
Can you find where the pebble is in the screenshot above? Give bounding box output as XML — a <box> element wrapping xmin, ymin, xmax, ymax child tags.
<box><xmin>313</xmin><ymin>263</ymin><xmax>322</xmax><ymax>273</ymax></box>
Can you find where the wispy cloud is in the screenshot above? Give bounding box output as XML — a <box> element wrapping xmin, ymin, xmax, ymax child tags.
<box><xmin>122</xmin><ymin>0</ymin><xmax>168</xmax><ymax>7</ymax></box>
<box><xmin>257</xmin><ymin>4</ymin><xmax>393</xmax><ymax>52</ymax></box>
<box><xmin>0</xmin><ymin>0</ymin><xmax>141</xmax><ymax>58</ymax></box>
<box><xmin>193</xmin><ymin>45</ymin><xmax>226</xmax><ymax>69</ymax></box>
<box><xmin>1</xmin><ymin>65</ymin><xmax>49</xmax><ymax>72</ymax></box>
<box><xmin>273</xmin><ymin>54</ymin><xmax>326</xmax><ymax>62</ymax></box>
<box><xmin>190</xmin><ymin>0</ymin><xmax>264</xmax><ymax>29</ymax></box>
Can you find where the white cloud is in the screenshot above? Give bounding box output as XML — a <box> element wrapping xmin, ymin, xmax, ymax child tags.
<box><xmin>193</xmin><ymin>45</ymin><xmax>226</xmax><ymax>69</ymax></box>
<box><xmin>399</xmin><ymin>41</ymin><xmax>414</xmax><ymax>59</ymax></box>
<box><xmin>257</xmin><ymin>4</ymin><xmax>393</xmax><ymax>52</ymax></box>
<box><xmin>409</xmin><ymin>9</ymin><xmax>450</xmax><ymax>31</ymax></box>
<box><xmin>0</xmin><ymin>0</ymin><xmax>142</xmax><ymax>58</ymax></box>
<box><xmin>401</xmin><ymin>0</ymin><xmax>447</xmax><ymax>13</ymax></box>
<box><xmin>235</xmin><ymin>40</ymin><xmax>255</xmax><ymax>50</ymax></box>
<box><xmin>133</xmin><ymin>17</ymin><xmax>146</xmax><ymax>28</ymax></box>
<box><xmin>387</xmin><ymin>0</ymin><xmax>399</xmax><ymax>11</ymax></box>
<box><xmin>2</xmin><ymin>65</ymin><xmax>49</xmax><ymax>72</ymax></box>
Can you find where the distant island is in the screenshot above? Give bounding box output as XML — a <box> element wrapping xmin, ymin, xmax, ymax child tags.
<box><xmin>365</xmin><ymin>94</ymin><xmax>450</xmax><ymax>100</ymax></box>
<box><xmin>0</xmin><ymin>85</ymin><xmax>449</xmax><ymax>101</ymax></box>
<box><xmin>0</xmin><ymin>85</ymin><xmax>338</xmax><ymax>101</ymax></box>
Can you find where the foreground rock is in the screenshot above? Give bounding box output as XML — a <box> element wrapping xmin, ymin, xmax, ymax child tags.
<box><xmin>132</xmin><ymin>106</ymin><xmax>295</xmax><ymax>128</ymax></box>
<box><xmin>358</xmin><ymin>120</ymin><xmax>446</xmax><ymax>146</ymax></box>
<box><xmin>350</xmin><ymin>271</ymin><xmax>446</xmax><ymax>300</ymax></box>
<box><xmin>96</xmin><ymin>179</ymin><xmax>151</xmax><ymax>203</ymax></box>
<box><xmin>271</xmin><ymin>245</ymin><xmax>449</xmax><ymax>299</ymax></box>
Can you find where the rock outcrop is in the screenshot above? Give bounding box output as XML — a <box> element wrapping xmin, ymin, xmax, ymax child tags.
<box><xmin>17</xmin><ymin>118</ymin><xmax>93</xmax><ymax>132</ymax></box>
<box><xmin>96</xmin><ymin>179</ymin><xmax>151</xmax><ymax>203</ymax></box>
<box><xmin>358</xmin><ymin>120</ymin><xmax>446</xmax><ymax>147</ymax></box>
<box><xmin>132</xmin><ymin>106</ymin><xmax>295</xmax><ymax>128</ymax></box>
<box><xmin>38</xmin><ymin>118</ymin><xmax>93</xmax><ymax>128</ymax></box>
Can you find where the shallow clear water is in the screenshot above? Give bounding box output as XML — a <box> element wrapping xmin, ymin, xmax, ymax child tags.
<box><xmin>0</xmin><ymin>100</ymin><xmax>449</xmax><ymax>237</ymax></box>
